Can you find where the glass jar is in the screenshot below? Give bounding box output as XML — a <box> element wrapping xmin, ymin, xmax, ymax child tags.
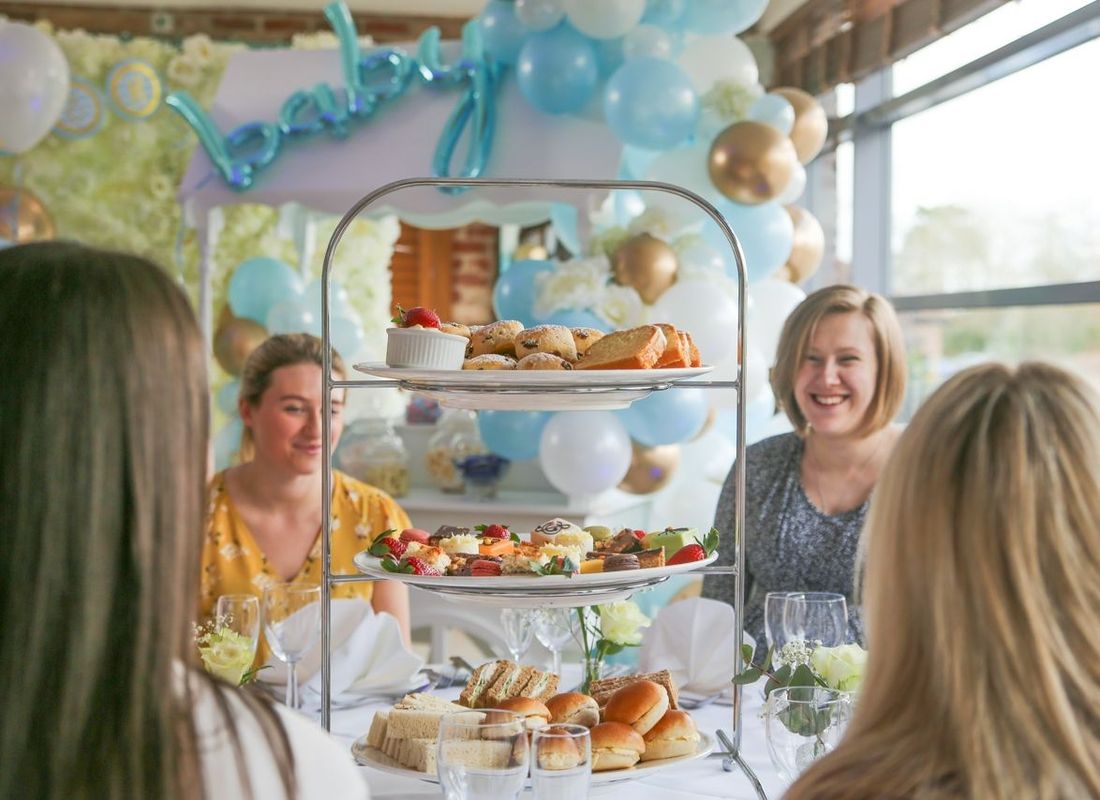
<box><xmin>337</xmin><ymin>417</ymin><xmax>409</xmax><ymax>497</ymax></box>
<box><xmin>425</xmin><ymin>409</ymin><xmax>486</xmax><ymax>493</ymax></box>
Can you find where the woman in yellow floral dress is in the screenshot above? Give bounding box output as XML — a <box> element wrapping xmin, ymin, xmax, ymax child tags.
<box><xmin>201</xmin><ymin>333</ymin><xmax>411</xmax><ymax>654</ymax></box>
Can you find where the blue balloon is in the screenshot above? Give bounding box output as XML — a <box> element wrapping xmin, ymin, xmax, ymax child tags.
<box><xmin>619</xmin><ymin>388</ymin><xmax>709</xmax><ymax>446</ymax></box>
<box><xmin>331</xmin><ymin>315</ymin><xmax>366</xmax><ymax>359</ymax></box>
<box><xmin>516</xmin><ymin>24</ymin><xmax>598</xmax><ymax>115</ymax></box>
<box><xmin>266</xmin><ymin>297</ymin><xmax>318</xmax><ymax>336</ymax></box>
<box><xmin>679</xmin><ymin>0</ymin><xmax>769</xmax><ymax>35</ymax></box>
<box><xmin>749</xmin><ymin>93</ymin><xmax>796</xmax><ymax>135</ymax></box>
<box><xmin>478</xmin><ymin>410</ymin><xmax>551</xmax><ymax>461</ymax></box>
<box><xmin>492</xmin><ymin>259</ymin><xmax>556</xmax><ymax>325</ymax></box>
<box><xmin>604</xmin><ymin>58</ymin><xmax>698</xmax><ymax>150</ymax></box>
<box><xmin>642</xmin><ymin>0</ymin><xmax>686</xmax><ymax>27</ymax></box>
<box><xmin>302</xmin><ymin>277</ymin><xmax>353</xmax><ymax>319</ymax></box>
<box><xmin>214</xmin><ymin>416</ymin><xmax>244</xmax><ymax>471</ymax></box>
<box><xmin>619</xmin><ymin>145</ymin><xmax>659</xmax><ymax>180</ymax></box>
<box><xmin>594</xmin><ymin>36</ymin><xmax>625</xmax><ymax>79</ymax></box>
<box><xmin>549</xmin><ymin>203</ymin><xmax>581</xmax><ymax>256</ymax></box>
<box><xmin>216</xmin><ymin>379</ymin><xmax>241</xmax><ymax>415</ymax></box>
<box><xmin>706</xmin><ymin>200</ymin><xmax>795</xmax><ymax>283</ymax></box>
<box><xmin>533</xmin><ymin>307</ymin><xmax>608</xmax><ymax>330</ymax></box>
<box><xmin>479</xmin><ymin>0</ymin><xmax>528</xmax><ymax>65</ymax></box>
<box><xmin>228</xmin><ymin>256</ymin><xmax>303</xmax><ymax>325</ymax></box>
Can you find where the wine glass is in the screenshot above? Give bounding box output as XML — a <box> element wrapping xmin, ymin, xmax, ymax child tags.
<box><xmin>764</xmin><ymin>591</ymin><xmax>803</xmax><ymax>660</ymax></box>
<box><xmin>784</xmin><ymin>592</ymin><xmax>848</xmax><ymax>648</ymax></box>
<box><xmin>533</xmin><ymin>608</ymin><xmax>576</xmax><ymax>678</ymax></box>
<box><xmin>438</xmin><ymin>709</ymin><xmax>528</xmax><ymax>800</ymax></box>
<box><xmin>262</xmin><ymin>583</ymin><xmax>321</xmax><ymax>710</ymax></box>
<box><xmin>499</xmin><ymin>609</ymin><xmax>535</xmax><ymax>663</ymax></box>
<box><xmin>215</xmin><ymin>594</ymin><xmax>260</xmax><ymax>664</ymax></box>
<box><xmin>531</xmin><ymin>724</ymin><xmax>591</xmax><ymax>800</ymax></box>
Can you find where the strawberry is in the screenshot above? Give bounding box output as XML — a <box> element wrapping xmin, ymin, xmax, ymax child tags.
<box><xmin>475</xmin><ymin>523</ymin><xmax>510</xmax><ymax>540</ymax></box>
<box><xmin>392</xmin><ymin>304</ymin><xmax>441</xmax><ymax>329</ymax></box>
<box><xmin>632</xmin><ymin>529</ymin><xmax>647</xmax><ymax>541</ymax></box>
<box><xmin>667</xmin><ymin>544</ymin><xmax>706</xmax><ymax>565</ymax></box>
<box><xmin>368</xmin><ymin>534</ymin><xmax>406</xmax><ymax>559</ymax></box>
<box><xmin>400</xmin><ymin>556</ymin><xmax>441</xmax><ymax>576</ymax></box>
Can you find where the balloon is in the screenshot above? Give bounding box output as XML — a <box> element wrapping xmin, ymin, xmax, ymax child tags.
<box><xmin>642</xmin><ymin>0</ymin><xmax>686</xmax><ymax>27</ymax></box>
<box><xmin>775</xmin><ymin>160</ymin><xmax>806</xmax><ymax>205</ymax></box>
<box><xmin>478</xmin><ymin>410</ymin><xmax>551</xmax><ymax>461</ymax></box>
<box><xmin>564</xmin><ymin>0</ymin><xmax>645</xmax><ymax>39</ymax></box>
<box><xmin>622</xmin><ymin>24</ymin><xmax>675</xmax><ymax>60</ymax></box>
<box><xmin>649</xmin><ymin>472</ymin><xmax>721</xmax><ymax>538</ymax></box>
<box><xmin>709</xmin><ymin>200</ymin><xmax>795</xmax><ymax>282</ymax></box>
<box><xmin>749</xmin><ymin>93</ymin><xmax>796</xmax><ymax>135</ymax></box>
<box><xmin>539</xmin><ymin>411</ymin><xmax>632</xmax><ymax>497</ymax></box>
<box><xmin>773</xmin><ymin>87</ymin><xmax>828</xmax><ymax>164</ymax></box>
<box><xmin>604</xmin><ymin>57</ymin><xmax>698</xmax><ymax>150</ymax></box>
<box><xmin>707</xmin><ymin>343</ymin><xmax>767</xmax><ymax>411</ymax></box>
<box><xmin>0</xmin><ymin>185</ymin><xmax>56</xmax><ymax>242</ymax></box>
<box><xmin>493</xmin><ymin>259</ymin><xmax>556</xmax><ymax>325</ymax></box>
<box><xmin>216</xmin><ymin>379</ymin><xmax>241</xmax><ymax>415</ymax></box>
<box><xmin>331</xmin><ymin>315</ymin><xmax>366</xmax><ymax>359</ymax></box>
<box><xmin>594</xmin><ymin>36</ymin><xmax>625</xmax><ymax>79</ymax></box>
<box><xmin>785</xmin><ymin>206</ymin><xmax>825</xmax><ymax>284</ymax></box>
<box><xmin>676</xmin><ymin>36</ymin><xmax>757</xmax><ymax>95</ymax></box>
<box><xmin>302</xmin><ymin>277</ymin><xmax>353</xmax><ymax>319</ymax></box>
<box><xmin>266</xmin><ymin>297</ymin><xmax>317</xmax><ymax>336</ymax></box>
<box><xmin>533</xmin><ymin>307</ymin><xmax>609</xmax><ymax>330</ymax></box>
<box><xmin>227</xmin><ymin>256</ymin><xmax>303</xmax><ymax>325</ymax></box>
<box><xmin>675</xmin><ymin>239</ymin><xmax>725</xmax><ymax>275</ymax></box>
<box><xmin>620</xmin><ymin>387</ymin><xmax>708</xmax><ymax>446</ymax></box>
<box><xmin>612</xmin><ymin>233</ymin><xmax>678</xmax><ymax>305</ymax></box>
<box><xmin>651</xmin><ymin>280</ymin><xmax>738</xmax><ymax>364</ymax></box>
<box><xmin>516</xmin><ymin>0</ymin><xmax>565</xmax><ymax>31</ymax></box>
<box><xmin>214</xmin><ymin>416</ymin><xmax>244</xmax><ymax>471</ymax></box>
<box><xmin>748</xmin><ymin>278</ymin><xmax>807</xmax><ymax>364</ymax></box>
<box><xmin>0</xmin><ymin>23</ymin><xmax>70</xmax><ymax>154</ymax></box>
<box><xmin>479</xmin><ymin>0</ymin><xmax>528</xmax><ymax>64</ymax></box>
<box><xmin>641</xmin><ymin>145</ymin><xmax>719</xmax><ymax>224</ymax></box>
<box><xmin>516</xmin><ymin>25</ymin><xmax>598</xmax><ymax>115</ymax></box>
<box><xmin>213</xmin><ymin>316</ymin><xmax>268</xmax><ymax>376</ymax></box>
<box><xmin>618</xmin><ymin>441</ymin><xmax>680</xmax><ymax>494</ymax></box>
<box><xmin>679</xmin><ymin>0</ymin><xmax>769</xmax><ymax>35</ymax></box>
<box><xmin>708</xmin><ymin>120</ymin><xmax>799</xmax><ymax>206</ymax></box>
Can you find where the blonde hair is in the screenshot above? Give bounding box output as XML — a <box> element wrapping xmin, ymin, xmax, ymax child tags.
<box><xmin>786</xmin><ymin>362</ymin><xmax>1100</xmax><ymax>800</ymax></box>
<box><xmin>770</xmin><ymin>284</ymin><xmax>906</xmax><ymax>436</ymax></box>
<box><xmin>237</xmin><ymin>333</ymin><xmax>345</xmax><ymax>463</ymax></box>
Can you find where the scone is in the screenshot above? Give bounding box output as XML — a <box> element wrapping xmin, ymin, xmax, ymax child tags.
<box><xmin>440</xmin><ymin>321</ymin><xmax>471</xmax><ymax>338</ymax></box>
<box><xmin>463</xmin><ymin>354</ymin><xmax>518</xmax><ymax>370</ymax></box>
<box><xmin>514</xmin><ymin>325</ymin><xmax>578</xmax><ymax>361</ymax></box>
<box><xmin>571</xmin><ymin>327</ymin><xmax>605</xmax><ymax>356</ymax></box>
<box><xmin>466</xmin><ymin>320</ymin><xmax>524</xmax><ymax>358</ymax></box>
<box><xmin>516</xmin><ymin>353</ymin><xmax>573</xmax><ymax>370</ymax></box>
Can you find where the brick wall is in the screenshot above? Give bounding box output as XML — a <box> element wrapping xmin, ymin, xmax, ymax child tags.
<box><xmin>450</xmin><ymin>223</ymin><xmax>497</xmax><ymax>325</ymax></box>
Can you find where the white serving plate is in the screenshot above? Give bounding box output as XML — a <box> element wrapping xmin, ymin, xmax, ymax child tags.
<box><xmin>351</xmin><ymin>731</ymin><xmax>714</xmax><ymax>786</ymax></box>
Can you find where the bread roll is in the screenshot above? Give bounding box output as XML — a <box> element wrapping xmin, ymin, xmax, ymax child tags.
<box><xmin>497</xmin><ymin>696</ymin><xmax>551</xmax><ymax>730</ymax></box>
<box><xmin>604</xmin><ymin>680</ymin><xmax>669</xmax><ymax>736</ymax></box>
<box><xmin>640</xmin><ymin>710</ymin><xmax>700</xmax><ymax>761</ymax></box>
<box><xmin>546</xmin><ymin>692</ymin><xmax>600</xmax><ymax>728</ymax></box>
<box><xmin>535</xmin><ymin>726</ymin><xmax>583</xmax><ymax>771</ymax></box>
<box><xmin>589</xmin><ymin>722</ymin><xmax>645</xmax><ymax>771</ymax></box>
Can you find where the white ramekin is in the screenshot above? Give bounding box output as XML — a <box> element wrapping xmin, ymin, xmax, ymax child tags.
<box><xmin>386</xmin><ymin>327</ymin><xmax>467</xmax><ymax>369</ymax></box>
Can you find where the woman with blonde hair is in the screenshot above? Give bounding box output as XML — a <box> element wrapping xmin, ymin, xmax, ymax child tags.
<box><xmin>786</xmin><ymin>361</ymin><xmax>1100</xmax><ymax>800</ymax></box>
<box><xmin>0</xmin><ymin>242</ymin><xmax>367</xmax><ymax>799</ymax></box>
<box><xmin>704</xmin><ymin>284</ymin><xmax>907</xmax><ymax>648</ymax></box>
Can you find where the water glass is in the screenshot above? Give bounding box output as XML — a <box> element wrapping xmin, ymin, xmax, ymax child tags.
<box><xmin>764</xmin><ymin>591</ymin><xmax>802</xmax><ymax>656</ymax></box>
<box><xmin>262</xmin><ymin>583</ymin><xmax>320</xmax><ymax>710</ymax></box>
<box><xmin>499</xmin><ymin>609</ymin><xmax>535</xmax><ymax>663</ymax></box>
<box><xmin>533</xmin><ymin>608</ymin><xmax>576</xmax><ymax>677</ymax></box>
<box><xmin>764</xmin><ymin>685</ymin><xmax>853</xmax><ymax>780</ymax></box>
<box><xmin>531</xmin><ymin>724</ymin><xmax>591</xmax><ymax>800</ymax></box>
<box><xmin>438</xmin><ymin>709</ymin><xmax>529</xmax><ymax>800</ymax></box>
<box><xmin>214</xmin><ymin>594</ymin><xmax>260</xmax><ymax>663</ymax></box>
<box><xmin>784</xmin><ymin>592</ymin><xmax>848</xmax><ymax>648</ymax></box>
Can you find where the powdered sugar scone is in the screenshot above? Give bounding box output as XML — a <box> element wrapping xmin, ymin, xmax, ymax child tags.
<box><xmin>571</xmin><ymin>327</ymin><xmax>605</xmax><ymax>357</ymax></box>
<box><xmin>514</xmin><ymin>325</ymin><xmax>578</xmax><ymax>361</ymax></box>
<box><xmin>516</xmin><ymin>353</ymin><xmax>573</xmax><ymax>370</ymax></box>
<box><xmin>440</xmin><ymin>322</ymin><xmax>471</xmax><ymax>339</ymax></box>
<box><xmin>466</xmin><ymin>320</ymin><xmax>524</xmax><ymax>358</ymax></box>
<box><xmin>464</xmin><ymin>354</ymin><xmax>518</xmax><ymax>370</ymax></box>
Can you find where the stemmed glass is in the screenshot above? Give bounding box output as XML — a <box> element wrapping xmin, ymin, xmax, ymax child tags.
<box><xmin>531</xmin><ymin>724</ymin><xmax>591</xmax><ymax>800</ymax></box>
<box><xmin>215</xmin><ymin>594</ymin><xmax>260</xmax><ymax>664</ymax></box>
<box><xmin>784</xmin><ymin>592</ymin><xmax>848</xmax><ymax>648</ymax></box>
<box><xmin>499</xmin><ymin>609</ymin><xmax>535</xmax><ymax>663</ymax></box>
<box><xmin>764</xmin><ymin>591</ymin><xmax>803</xmax><ymax>657</ymax></box>
<box><xmin>438</xmin><ymin>709</ymin><xmax>528</xmax><ymax>800</ymax></box>
<box><xmin>533</xmin><ymin>608</ymin><xmax>576</xmax><ymax>677</ymax></box>
<box><xmin>262</xmin><ymin>583</ymin><xmax>321</xmax><ymax>710</ymax></box>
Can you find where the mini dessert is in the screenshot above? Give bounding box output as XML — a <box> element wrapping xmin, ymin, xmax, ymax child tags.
<box><xmin>546</xmin><ymin>692</ymin><xmax>601</xmax><ymax>728</ymax></box>
<box><xmin>531</xmin><ymin>518</ymin><xmax>585</xmax><ymax>547</ymax></box>
<box><xmin>501</xmin><ymin>551</ymin><xmax>550</xmax><ymax>575</ymax></box>
<box><xmin>634</xmin><ymin>548</ymin><xmax>666</xmax><ymax>569</ymax></box>
<box><xmin>433</xmin><ymin>525</ymin><xmax>470</xmax><ymax>539</ymax></box>
<box><xmin>602</xmin><ymin>553</ymin><xmax>640</xmax><ymax>572</ymax></box>
<box><xmin>497</xmin><ymin>696</ymin><xmax>552</xmax><ymax>731</ymax></box>
<box><xmin>386</xmin><ymin>305</ymin><xmax>467</xmax><ymax>369</ymax></box>
<box><xmin>437</xmin><ymin>533</ymin><xmax>481</xmax><ymax>556</ymax></box>
<box><xmin>513</xmin><ymin>324</ymin><xmax>578</xmax><ymax>361</ymax></box>
<box><xmin>463</xmin><ymin>354</ymin><xmax>517</xmax><ymax>370</ymax></box>
<box><xmin>538</xmin><ymin>543</ymin><xmax>586</xmax><ymax>565</ymax></box>
<box><xmin>589</xmin><ymin>722</ymin><xmax>645</xmax><ymax>771</ymax></box>
<box><xmin>640</xmin><ymin>710</ymin><xmax>700</xmax><ymax>761</ymax></box>
<box><xmin>466</xmin><ymin>320</ymin><xmax>524</xmax><ymax>358</ymax></box>
<box><xmin>575</xmin><ymin>325</ymin><xmax>666</xmax><ymax>370</ymax></box>
<box><xmin>468</xmin><ymin>558</ymin><xmax>502</xmax><ymax>577</ymax></box>
<box><xmin>553</xmin><ymin>529</ymin><xmax>594</xmax><ymax>554</ymax></box>
<box><xmin>399</xmin><ymin>528</ymin><xmax>431</xmax><ymax>545</ymax></box>
<box><xmin>600</xmin><ymin>528</ymin><xmax>643</xmax><ymax>554</ymax></box>
<box><xmin>640</xmin><ymin>527</ymin><xmax>697</xmax><ymax>560</ymax></box>
<box><xmin>536</xmin><ymin>726</ymin><xmax>583</xmax><ymax>770</ymax></box>
<box><xmin>604</xmin><ymin>680</ymin><xmax>669</xmax><ymax>736</ymax></box>
<box><xmin>516</xmin><ymin>353</ymin><xmax>573</xmax><ymax>370</ymax></box>
<box><xmin>571</xmin><ymin>327</ymin><xmax>605</xmax><ymax>356</ymax></box>
<box><xmin>583</xmin><ymin>524</ymin><xmax>613</xmax><ymax>542</ymax></box>
<box><xmin>579</xmin><ymin>558</ymin><xmax>604</xmax><ymax>574</ymax></box>
<box><xmin>401</xmin><ymin>543</ymin><xmax>452</xmax><ymax>572</ymax></box>
<box><xmin>478</xmin><ymin>538</ymin><xmax>514</xmax><ymax>558</ymax></box>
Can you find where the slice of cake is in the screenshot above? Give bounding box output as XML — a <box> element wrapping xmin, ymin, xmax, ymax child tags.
<box><xmin>575</xmin><ymin>325</ymin><xmax>666</xmax><ymax>370</ymax></box>
<box><xmin>653</xmin><ymin>323</ymin><xmax>689</xmax><ymax>368</ymax></box>
<box><xmin>640</xmin><ymin>527</ymin><xmax>697</xmax><ymax>560</ymax></box>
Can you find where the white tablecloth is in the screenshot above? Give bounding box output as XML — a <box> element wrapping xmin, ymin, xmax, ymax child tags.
<box><xmin>322</xmin><ymin>672</ymin><xmax>790</xmax><ymax>800</ymax></box>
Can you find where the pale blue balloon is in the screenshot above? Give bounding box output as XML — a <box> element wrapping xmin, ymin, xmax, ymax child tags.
<box><xmin>516</xmin><ymin>24</ymin><xmax>598</xmax><ymax>115</ymax></box>
<box><xmin>228</xmin><ymin>256</ymin><xmax>303</xmax><ymax>325</ymax></box>
<box><xmin>266</xmin><ymin>297</ymin><xmax>318</xmax><ymax>336</ymax></box>
<box><xmin>707</xmin><ymin>200</ymin><xmax>795</xmax><ymax>283</ymax></box>
<box><xmin>619</xmin><ymin>387</ymin><xmax>709</xmax><ymax>446</ymax></box>
<box><xmin>622</xmin><ymin>24</ymin><xmax>674</xmax><ymax>60</ymax></box>
<box><xmin>478</xmin><ymin>410</ymin><xmax>551</xmax><ymax>461</ymax></box>
<box><xmin>302</xmin><ymin>277</ymin><xmax>353</xmax><ymax>319</ymax></box>
<box><xmin>214</xmin><ymin>416</ymin><xmax>244</xmax><ymax>471</ymax></box>
<box><xmin>331</xmin><ymin>315</ymin><xmax>365</xmax><ymax>359</ymax></box>
<box><xmin>642</xmin><ymin>0</ymin><xmax>686</xmax><ymax>27</ymax></box>
<box><xmin>549</xmin><ymin>203</ymin><xmax>581</xmax><ymax>256</ymax></box>
<box><xmin>679</xmin><ymin>0</ymin><xmax>769</xmax><ymax>35</ymax></box>
<box><xmin>216</xmin><ymin>379</ymin><xmax>241</xmax><ymax>415</ymax></box>
<box><xmin>749</xmin><ymin>93</ymin><xmax>796</xmax><ymax>135</ymax></box>
<box><xmin>532</xmin><ymin>307</ymin><xmax>608</xmax><ymax>330</ymax></box>
<box><xmin>604</xmin><ymin>57</ymin><xmax>698</xmax><ymax>150</ymax></box>
<box><xmin>594</xmin><ymin>36</ymin><xmax>625</xmax><ymax>79</ymax></box>
<box><xmin>479</xmin><ymin>0</ymin><xmax>528</xmax><ymax>64</ymax></box>
<box><xmin>492</xmin><ymin>259</ymin><xmax>556</xmax><ymax>325</ymax></box>
<box><xmin>516</xmin><ymin>0</ymin><xmax>564</xmax><ymax>31</ymax></box>
<box><xmin>619</xmin><ymin>145</ymin><xmax>659</xmax><ymax>180</ymax></box>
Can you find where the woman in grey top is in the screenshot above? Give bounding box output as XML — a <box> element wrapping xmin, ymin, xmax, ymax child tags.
<box><xmin>703</xmin><ymin>285</ymin><xmax>907</xmax><ymax>653</ymax></box>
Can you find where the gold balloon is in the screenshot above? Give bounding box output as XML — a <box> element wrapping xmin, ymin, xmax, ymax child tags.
<box><xmin>612</xmin><ymin>233</ymin><xmax>678</xmax><ymax>305</ymax></box>
<box><xmin>773</xmin><ymin>87</ymin><xmax>828</xmax><ymax>165</ymax></box>
<box><xmin>213</xmin><ymin>315</ymin><xmax>268</xmax><ymax>376</ymax></box>
<box><xmin>773</xmin><ymin>264</ymin><xmax>795</xmax><ymax>283</ymax></box>
<box><xmin>0</xmin><ymin>185</ymin><xmax>57</xmax><ymax>242</ymax></box>
<box><xmin>514</xmin><ymin>242</ymin><xmax>549</xmax><ymax>261</ymax></box>
<box><xmin>690</xmin><ymin>407</ymin><xmax>717</xmax><ymax>442</ymax></box>
<box><xmin>618</xmin><ymin>442</ymin><xmax>681</xmax><ymax>495</ymax></box>
<box><xmin>707</xmin><ymin>121</ymin><xmax>799</xmax><ymax>205</ymax></box>
<box><xmin>784</xmin><ymin>206</ymin><xmax>825</xmax><ymax>284</ymax></box>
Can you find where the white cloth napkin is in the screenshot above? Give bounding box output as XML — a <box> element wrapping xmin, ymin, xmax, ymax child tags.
<box><xmin>261</xmin><ymin>599</ymin><xmax>424</xmax><ymax>698</ymax></box>
<box><xmin>639</xmin><ymin>597</ymin><xmax>753</xmax><ymax>696</ymax></box>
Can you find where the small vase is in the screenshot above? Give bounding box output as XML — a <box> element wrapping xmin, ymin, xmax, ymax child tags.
<box><xmin>763</xmin><ymin>686</ymin><xmax>854</xmax><ymax>780</ymax></box>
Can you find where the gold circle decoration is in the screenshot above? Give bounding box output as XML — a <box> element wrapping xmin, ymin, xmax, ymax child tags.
<box><xmin>618</xmin><ymin>441</ymin><xmax>681</xmax><ymax>495</ymax></box>
<box><xmin>612</xmin><ymin>233</ymin><xmax>678</xmax><ymax>305</ymax></box>
<box><xmin>772</xmin><ymin>87</ymin><xmax>828</xmax><ymax>164</ymax></box>
<box><xmin>106</xmin><ymin>59</ymin><xmax>163</xmax><ymax>120</ymax></box>
<box><xmin>213</xmin><ymin>316</ymin><xmax>268</xmax><ymax>376</ymax></box>
<box><xmin>0</xmin><ymin>185</ymin><xmax>57</xmax><ymax>242</ymax></box>
<box><xmin>707</xmin><ymin>121</ymin><xmax>799</xmax><ymax>205</ymax></box>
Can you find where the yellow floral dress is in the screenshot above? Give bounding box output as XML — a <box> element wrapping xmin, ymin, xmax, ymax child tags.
<box><xmin>200</xmin><ymin>469</ymin><xmax>410</xmax><ymax>661</ymax></box>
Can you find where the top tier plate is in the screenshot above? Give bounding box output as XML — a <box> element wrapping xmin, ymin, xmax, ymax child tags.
<box><xmin>352</xmin><ymin>363</ymin><xmax>716</xmax><ymax>411</ymax></box>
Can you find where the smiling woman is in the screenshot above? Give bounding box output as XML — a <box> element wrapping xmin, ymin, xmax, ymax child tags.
<box><xmin>702</xmin><ymin>285</ymin><xmax>907</xmax><ymax>654</ymax></box>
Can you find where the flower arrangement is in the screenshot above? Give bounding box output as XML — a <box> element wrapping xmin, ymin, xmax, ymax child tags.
<box><xmin>193</xmin><ymin>617</ymin><xmax>265</xmax><ymax>687</ymax></box>
<box><xmin>575</xmin><ymin>601</ymin><xmax>652</xmax><ymax>692</ymax></box>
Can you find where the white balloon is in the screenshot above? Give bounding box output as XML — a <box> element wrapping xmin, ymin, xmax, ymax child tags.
<box><xmin>775</xmin><ymin>161</ymin><xmax>807</xmax><ymax>205</ymax></box>
<box><xmin>515</xmin><ymin>0</ymin><xmax>564</xmax><ymax>31</ymax></box>
<box><xmin>0</xmin><ymin>22</ymin><xmax>70</xmax><ymax>154</ymax></box>
<box><xmin>677</xmin><ymin>36</ymin><xmax>757</xmax><ymax>95</ymax></box>
<box><xmin>622</xmin><ymin>24</ymin><xmax>674</xmax><ymax>60</ymax></box>
<box><xmin>649</xmin><ymin>471</ymin><xmax>722</xmax><ymax>533</ymax></box>
<box><xmin>564</xmin><ymin>0</ymin><xmax>645</xmax><ymax>39</ymax></box>
<box><xmin>705</xmin><ymin>343</ymin><xmax>767</xmax><ymax>412</ymax></box>
<box><xmin>539</xmin><ymin>411</ymin><xmax>632</xmax><ymax>497</ymax></box>
<box><xmin>641</xmin><ymin>145</ymin><xmax>719</xmax><ymax>228</ymax></box>
<box><xmin>651</xmin><ymin>279</ymin><xmax>738</xmax><ymax>365</ymax></box>
<box><xmin>748</xmin><ymin>278</ymin><xmax>807</xmax><ymax>364</ymax></box>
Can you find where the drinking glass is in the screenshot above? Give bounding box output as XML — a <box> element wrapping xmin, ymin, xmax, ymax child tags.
<box><xmin>784</xmin><ymin>592</ymin><xmax>848</xmax><ymax>648</ymax></box>
<box><xmin>262</xmin><ymin>583</ymin><xmax>321</xmax><ymax>710</ymax></box>
<box><xmin>215</xmin><ymin>594</ymin><xmax>260</xmax><ymax>663</ymax></box>
<box><xmin>533</xmin><ymin>608</ymin><xmax>576</xmax><ymax>677</ymax></box>
<box><xmin>499</xmin><ymin>609</ymin><xmax>535</xmax><ymax>663</ymax></box>
<box><xmin>764</xmin><ymin>685</ymin><xmax>853</xmax><ymax>780</ymax></box>
<box><xmin>531</xmin><ymin>724</ymin><xmax>591</xmax><ymax>800</ymax></box>
<box><xmin>764</xmin><ymin>591</ymin><xmax>803</xmax><ymax>658</ymax></box>
<box><xmin>437</xmin><ymin>709</ymin><xmax>529</xmax><ymax>800</ymax></box>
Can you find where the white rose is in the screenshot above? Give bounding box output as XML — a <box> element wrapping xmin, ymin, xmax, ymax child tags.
<box><xmin>598</xmin><ymin>601</ymin><xmax>651</xmax><ymax>646</ymax></box>
<box><xmin>811</xmin><ymin>644</ymin><xmax>867</xmax><ymax>693</ymax></box>
<box><xmin>198</xmin><ymin>628</ymin><xmax>255</xmax><ymax>686</ymax></box>
<box><xmin>596</xmin><ymin>284</ymin><xmax>647</xmax><ymax>328</ymax></box>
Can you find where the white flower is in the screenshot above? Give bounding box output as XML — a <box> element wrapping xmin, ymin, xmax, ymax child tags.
<box><xmin>697</xmin><ymin>80</ymin><xmax>765</xmax><ymax>141</ymax></box>
<box><xmin>597</xmin><ymin>601</ymin><xmax>651</xmax><ymax>646</ymax></box>
<box><xmin>182</xmin><ymin>33</ymin><xmax>215</xmax><ymax>66</ymax></box>
<box><xmin>534</xmin><ymin>256</ymin><xmax>611</xmax><ymax>317</ymax></box>
<box><xmin>167</xmin><ymin>54</ymin><xmax>201</xmax><ymax>88</ymax></box>
<box><xmin>595</xmin><ymin>284</ymin><xmax>647</xmax><ymax>328</ymax></box>
<box><xmin>811</xmin><ymin>644</ymin><xmax>868</xmax><ymax>692</ymax></box>
<box><xmin>197</xmin><ymin>626</ymin><xmax>255</xmax><ymax>686</ymax></box>
<box><xmin>627</xmin><ymin>208</ymin><xmax>678</xmax><ymax>240</ymax></box>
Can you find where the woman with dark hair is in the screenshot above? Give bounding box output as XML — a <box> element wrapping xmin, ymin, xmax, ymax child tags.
<box><xmin>0</xmin><ymin>242</ymin><xmax>368</xmax><ymax>799</ymax></box>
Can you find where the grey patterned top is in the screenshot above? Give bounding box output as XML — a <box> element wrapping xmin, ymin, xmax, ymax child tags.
<box><xmin>702</xmin><ymin>432</ymin><xmax>866</xmax><ymax>653</ymax></box>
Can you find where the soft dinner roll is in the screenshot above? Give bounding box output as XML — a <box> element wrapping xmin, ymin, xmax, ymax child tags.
<box><xmin>546</xmin><ymin>692</ymin><xmax>600</xmax><ymax>729</ymax></box>
<box><xmin>640</xmin><ymin>709</ymin><xmax>700</xmax><ymax>761</ymax></box>
<box><xmin>497</xmin><ymin>696</ymin><xmax>551</xmax><ymax>731</ymax></box>
<box><xmin>604</xmin><ymin>680</ymin><xmax>669</xmax><ymax>736</ymax></box>
<box><xmin>589</xmin><ymin>721</ymin><xmax>645</xmax><ymax>771</ymax></box>
<box><xmin>535</xmin><ymin>726</ymin><xmax>583</xmax><ymax>771</ymax></box>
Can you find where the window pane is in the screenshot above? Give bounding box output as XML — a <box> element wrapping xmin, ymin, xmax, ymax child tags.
<box><xmin>890</xmin><ymin>37</ymin><xmax>1100</xmax><ymax>296</ymax></box>
<box><xmin>899</xmin><ymin>304</ymin><xmax>1100</xmax><ymax>417</ymax></box>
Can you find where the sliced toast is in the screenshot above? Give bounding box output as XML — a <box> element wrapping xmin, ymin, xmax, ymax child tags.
<box><xmin>575</xmin><ymin>325</ymin><xmax>666</xmax><ymax>370</ymax></box>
